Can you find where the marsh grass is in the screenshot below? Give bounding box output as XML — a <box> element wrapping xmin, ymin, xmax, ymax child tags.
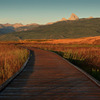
<box><xmin>0</xmin><ymin>44</ymin><xmax>29</xmax><ymax>85</ymax></box>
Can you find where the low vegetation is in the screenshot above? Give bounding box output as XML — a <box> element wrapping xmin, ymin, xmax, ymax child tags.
<box><xmin>0</xmin><ymin>44</ymin><xmax>29</xmax><ymax>85</ymax></box>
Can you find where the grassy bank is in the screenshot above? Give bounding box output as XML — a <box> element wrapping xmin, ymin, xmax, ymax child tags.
<box><xmin>0</xmin><ymin>44</ymin><xmax>29</xmax><ymax>85</ymax></box>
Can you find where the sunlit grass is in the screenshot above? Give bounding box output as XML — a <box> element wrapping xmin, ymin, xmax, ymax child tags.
<box><xmin>0</xmin><ymin>44</ymin><xmax>29</xmax><ymax>85</ymax></box>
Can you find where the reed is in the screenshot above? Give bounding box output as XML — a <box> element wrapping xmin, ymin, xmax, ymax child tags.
<box><xmin>0</xmin><ymin>44</ymin><xmax>29</xmax><ymax>85</ymax></box>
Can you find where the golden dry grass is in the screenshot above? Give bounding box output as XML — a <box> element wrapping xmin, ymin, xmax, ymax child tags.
<box><xmin>42</xmin><ymin>36</ymin><xmax>100</xmax><ymax>44</ymax></box>
<box><xmin>17</xmin><ymin>36</ymin><xmax>100</xmax><ymax>45</ymax></box>
<box><xmin>0</xmin><ymin>44</ymin><xmax>29</xmax><ymax>85</ymax></box>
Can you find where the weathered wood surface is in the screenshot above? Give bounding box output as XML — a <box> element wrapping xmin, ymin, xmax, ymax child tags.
<box><xmin>0</xmin><ymin>48</ymin><xmax>100</xmax><ymax>100</ymax></box>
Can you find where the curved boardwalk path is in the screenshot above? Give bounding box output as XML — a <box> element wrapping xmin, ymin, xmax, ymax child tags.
<box><xmin>0</xmin><ymin>48</ymin><xmax>100</xmax><ymax>100</ymax></box>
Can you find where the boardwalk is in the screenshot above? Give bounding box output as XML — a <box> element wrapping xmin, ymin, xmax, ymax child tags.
<box><xmin>0</xmin><ymin>48</ymin><xmax>100</xmax><ymax>100</ymax></box>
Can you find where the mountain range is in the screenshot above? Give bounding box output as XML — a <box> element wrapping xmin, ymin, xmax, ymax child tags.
<box><xmin>0</xmin><ymin>13</ymin><xmax>93</xmax><ymax>34</ymax></box>
<box><xmin>47</xmin><ymin>13</ymin><xmax>93</xmax><ymax>25</ymax></box>
<box><xmin>0</xmin><ymin>13</ymin><xmax>100</xmax><ymax>41</ymax></box>
<box><xmin>0</xmin><ymin>23</ymin><xmax>39</xmax><ymax>34</ymax></box>
<box><xmin>0</xmin><ymin>18</ymin><xmax>100</xmax><ymax>41</ymax></box>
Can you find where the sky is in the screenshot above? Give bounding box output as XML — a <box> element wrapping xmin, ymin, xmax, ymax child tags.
<box><xmin>0</xmin><ymin>0</ymin><xmax>100</xmax><ymax>24</ymax></box>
